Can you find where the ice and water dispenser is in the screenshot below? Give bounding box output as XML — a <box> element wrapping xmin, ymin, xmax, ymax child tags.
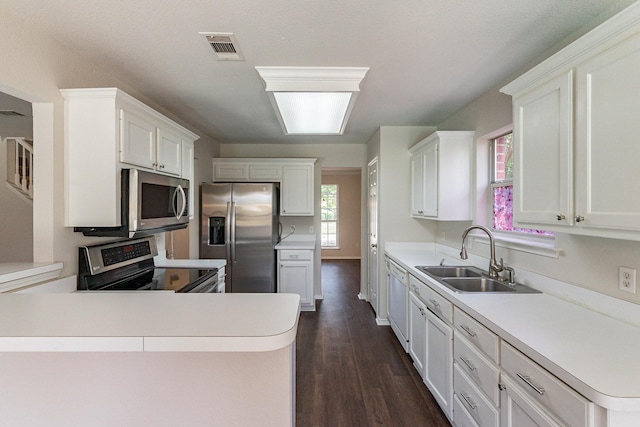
<box><xmin>209</xmin><ymin>217</ymin><xmax>225</xmax><ymax>245</ymax></box>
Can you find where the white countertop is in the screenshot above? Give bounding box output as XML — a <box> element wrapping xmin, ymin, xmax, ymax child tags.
<box><xmin>0</xmin><ymin>262</ymin><xmax>64</xmax><ymax>293</ymax></box>
<box><xmin>0</xmin><ymin>293</ymin><xmax>300</xmax><ymax>353</ymax></box>
<box><xmin>385</xmin><ymin>245</ymin><xmax>640</xmax><ymax>411</ymax></box>
<box><xmin>275</xmin><ymin>235</ymin><xmax>316</xmax><ymax>250</ymax></box>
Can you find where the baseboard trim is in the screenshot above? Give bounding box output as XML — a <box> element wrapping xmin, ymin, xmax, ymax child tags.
<box><xmin>357</xmin><ymin>293</ymin><xmax>367</xmax><ymax>300</ymax></box>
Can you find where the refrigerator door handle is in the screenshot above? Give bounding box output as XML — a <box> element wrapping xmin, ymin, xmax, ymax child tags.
<box><xmin>230</xmin><ymin>201</ymin><xmax>236</xmax><ymax>264</ymax></box>
<box><xmin>225</xmin><ymin>201</ymin><xmax>232</xmax><ymax>260</ymax></box>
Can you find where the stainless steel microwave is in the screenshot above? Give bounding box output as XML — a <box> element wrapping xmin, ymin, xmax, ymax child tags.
<box><xmin>75</xmin><ymin>169</ymin><xmax>189</xmax><ymax>238</ymax></box>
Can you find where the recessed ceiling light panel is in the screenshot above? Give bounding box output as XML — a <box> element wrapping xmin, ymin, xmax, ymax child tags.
<box><xmin>255</xmin><ymin>66</ymin><xmax>369</xmax><ymax>135</ymax></box>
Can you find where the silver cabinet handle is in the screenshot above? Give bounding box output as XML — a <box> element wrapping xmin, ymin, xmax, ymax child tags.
<box><xmin>556</xmin><ymin>214</ymin><xmax>565</xmax><ymax>221</ymax></box>
<box><xmin>459</xmin><ymin>393</ymin><xmax>477</xmax><ymax>410</ymax></box>
<box><xmin>459</xmin><ymin>356</ymin><xmax>476</xmax><ymax>371</ymax></box>
<box><xmin>516</xmin><ymin>373</ymin><xmax>545</xmax><ymax>395</ymax></box>
<box><xmin>460</xmin><ymin>324</ymin><xmax>476</xmax><ymax>337</ymax></box>
<box><xmin>159</xmin><ymin>164</ymin><xmax>165</xmax><ymax>169</ymax></box>
<box><xmin>152</xmin><ymin>162</ymin><xmax>158</xmax><ymax>167</ymax></box>
<box><xmin>429</xmin><ymin>298</ymin><xmax>440</xmax><ymax>308</ymax></box>
<box><xmin>575</xmin><ymin>215</ymin><xmax>585</xmax><ymax>223</ymax></box>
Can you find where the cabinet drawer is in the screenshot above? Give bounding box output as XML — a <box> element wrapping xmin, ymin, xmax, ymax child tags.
<box><xmin>278</xmin><ymin>250</ymin><xmax>312</xmax><ymax>261</ymax></box>
<box><xmin>501</xmin><ymin>341</ymin><xmax>591</xmax><ymax>427</ymax></box>
<box><xmin>453</xmin><ymin>394</ymin><xmax>480</xmax><ymax>427</ymax></box>
<box><xmin>409</xmin><ymin>275</ymin><xmax>453</xmax><ymax>323</ymax></box>
<box><xmin>454</xmin><ymin>307</ymin><xmax>499</xmax><ymax>363</ymax></box>
<box><xmin>454</xmin><ymin>332</ymin><xmax>500</xmax><ymax>405</ymax></box>
<box><xmin>453</xmin><ymin>364</ymin><xmax>499</xmax><ymax>427</ymax></box>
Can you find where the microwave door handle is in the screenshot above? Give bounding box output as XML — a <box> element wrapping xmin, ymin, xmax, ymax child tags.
<box><xmin>177</xmin><ymin>185</ymin><xmax>187</xmax><ymax>219</ymax></box>
<box><xmin>171</xmin><ymin>185</ymin><xmax>186</xmax><ymax>220</ymax></box>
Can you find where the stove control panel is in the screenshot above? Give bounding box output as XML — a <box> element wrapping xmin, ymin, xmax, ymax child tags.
<box><xmin>79</xmin><ymin>237</ymin><xmax>158</xmax><ymax>275</ymax></box>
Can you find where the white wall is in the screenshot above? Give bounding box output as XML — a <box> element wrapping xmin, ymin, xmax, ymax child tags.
<box><xmin>0</xmin><ymin>11</ymin><xmax>218</xmax><ymax>277</ymax></box>
<box><xmin>366</xmin><ymin>126</ymin><xmax>438</xmax><ymax>316</ymax></box>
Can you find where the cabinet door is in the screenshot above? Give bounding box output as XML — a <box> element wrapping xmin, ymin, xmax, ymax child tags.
<box><xmin>279</xmin><ymin>260</ymin><xmax>312</xmax><ymax>306</ymax></box>
<box><xmin>410</xmin><ymin>149</ymin><xmax>425</xmax><ymax>216</ymax></box>
<box><xmin>120</xmin><ymin>109</ymin><xmax>156</xmax><ymax>170</ymax></box>
<box><xmin>422</xmin><ymin>141</ymin><xmax>438</xmax><ymax>217</ymax></box>
<box><xmin>156</xmin><ymin>127</ymin><xmax>182</xmax><ymax>176</ymax></box>
<box><xmin>249</xmin><ymin>164</ymin><xmax>282</xmax><ymax>180</ymax></box>
<box><xmin>425</xmin><ymin>310</ymin><xmax>453</xmax><ymax>420</ymax></box>
<box><xmin>181</xmin><ymin>139</ymin><xmax>195</xmax><ymax>218</ymax></box>
<box><xmin>281</xmin><ymin>164</ymin><xmax>314</xmax><ymax>216</ymax></box>
<box><xmin>500</xmin><ymin>376</ymin><xmax>561</xmax><ymax>427</ymax></box>
<box><xmin>575</xmin><ymin>33</ymin><xmax>640</xmax><ymax>230</ymax></box>
<box><xmin>408</xmin><ymin>292</ymin><xmax>426</xmax><ymax>376</ymax></box>
<box><xmin>512</xmin><ymin>71</ymin><xmax>573</xmax><ymax>227</ymax></box>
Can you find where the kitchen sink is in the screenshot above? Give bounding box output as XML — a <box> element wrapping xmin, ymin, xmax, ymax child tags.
<box><xmin>416</xmin><ymin>265</ymin><xmax>541</xmax><ymax>294</ymax></box>
<box><xmin>416</xmin><ymin>266</ymin><xmax>483</xmax><ymax>278</ymax></box>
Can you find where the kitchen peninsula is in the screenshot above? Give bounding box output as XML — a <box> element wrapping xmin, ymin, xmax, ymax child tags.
<box><xmin>0</xmin><ymin>292</ymin><xmax>300</xmax><ymax>426</ymax></box>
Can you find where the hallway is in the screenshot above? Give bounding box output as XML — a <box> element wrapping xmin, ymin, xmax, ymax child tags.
<box><xmin>296</xmin><ymin>259</ymin><xmax>450</xmax><ymax>426</ymax></box>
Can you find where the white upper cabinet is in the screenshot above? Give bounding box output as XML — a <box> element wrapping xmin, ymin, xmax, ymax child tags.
<box><xmin>409</xmin><ymin>131</ymin><xmax>474</xmax><ymax>220</ymax></box>
<box><xmin>502</xmin><ymin>3</ymin><xmax>640</xmax><ymax>239</ymax></box>
<box><xmin>61</xmin><ymin>88</ymin><xmax>198</xmax><ymax>227</ymax></box>
<box><xmin>575</xmin><ymin>32</ymin><xmax>640</xmax><ymax>231</ymax></box>
<box><xmin>511</xmin><ymin>71</ymin><xmax>574</xmax><ymax>227</ymax></box>
<box><xmin>281</xmin><ymin>163</ymin><xmax>314</xmax><ymax>216</ymax></box>
<box><xmin>212</xmin><ymin>158</ymin><xmax>316</xmax><ymax>216</ymax></box>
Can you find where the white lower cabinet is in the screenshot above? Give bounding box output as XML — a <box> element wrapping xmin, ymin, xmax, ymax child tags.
<box><xmin>402</xmin><ymin>271</ymin><xmax>598</xmax><ymax>427</ymax></box>
<box><xmin>277</xmin><ymin>250</ymin><xmax>314</xmax><ymax>310</ymax></box>
<box><xmin>408</xmin><ymin>291</ymin><xmax>427</xmax><ymax>376</ymax></box>
<box><xmin>500</xmin><ymin>375</ymin><xmax>561</xmax><ymax>427</ymax></box>
<box><xmin>425</xmin><ymin>308</ymin><xmax>454</xmax><ymax>420</ymax></box>
<box><xmin>454</xmin><ymin>365</ymin><xmax>500</xmax><ymax>427</ymax></box>
<box><xmin>500</xmin><ymin>341</ymin><xmax>592</xmax><ymax>427</ymax></box>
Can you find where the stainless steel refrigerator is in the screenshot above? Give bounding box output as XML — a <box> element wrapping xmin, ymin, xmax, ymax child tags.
<box><xmin>200</xmin><ymin>182</ymin><xmax>279</xmax><ymax>293</ymax></box>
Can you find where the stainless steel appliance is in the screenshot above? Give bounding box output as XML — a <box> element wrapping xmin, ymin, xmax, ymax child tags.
<box><xmin>75</xmin><ymin>168</ymin><xmax>189</xmax><ymax>238</ymax></box>
<box><xmin>200</xmin><ymin>182</ymin><xmax>279</xmax><ymax>293</ymax></box>
<box><xmin>78</xmin><ymin>237</ymin><xmax>219</xmax><ymax>293</ymax></box>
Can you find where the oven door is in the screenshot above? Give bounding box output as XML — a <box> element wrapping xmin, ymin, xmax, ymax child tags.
<box><xmin>177</xmin><ymin>269</ymin><xmax>219</xmax><ymax>293</ymax></box>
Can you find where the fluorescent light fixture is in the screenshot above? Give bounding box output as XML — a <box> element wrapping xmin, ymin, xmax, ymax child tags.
<box><xmin>255</xmin><ymin>66</ymin><xmax>369</xmax><ymax>135</ymax></box>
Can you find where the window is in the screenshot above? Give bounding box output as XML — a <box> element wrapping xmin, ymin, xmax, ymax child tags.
<box><xmin>321</xmin><ymin>184</ymin><xmax>338</xmax><ymax>247</ymax></box>
<box><xmin>491</xmin><ymin>133</ymin><xmax>553</xmax><ymax>236</ymax></box>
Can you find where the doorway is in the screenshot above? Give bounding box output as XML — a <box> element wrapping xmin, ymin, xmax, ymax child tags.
<box><xmin>320</xmin><ymin>167</ymin><xmax>362</xmax><ymax>261</ymax></box>
<box><xmin>0</xmin><ymin>91</ymin><xmax>33</xmax><ymax>262</ymax></box>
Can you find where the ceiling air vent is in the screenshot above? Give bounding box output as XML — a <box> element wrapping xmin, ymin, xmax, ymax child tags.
<box><xmin>200</xmin><ymin>32</ymin><xmax>244</xmax><ymax>61</ymax></box>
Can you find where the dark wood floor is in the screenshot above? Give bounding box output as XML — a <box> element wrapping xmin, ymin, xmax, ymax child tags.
<box><xmin>296</xmin><ymin>259</ymin><xmax>451</xmax><ymax>427</ymax></box>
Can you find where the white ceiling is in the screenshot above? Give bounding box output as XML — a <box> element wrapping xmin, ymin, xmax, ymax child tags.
<box><xmin>0</xmin><ymin>0</ymin><xmax>632</xmax><ymax>144</ymax></box>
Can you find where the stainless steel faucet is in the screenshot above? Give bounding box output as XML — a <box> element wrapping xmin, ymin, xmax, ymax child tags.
<box><xmin>460</xmin><ymin>225</ymin><xmax>504</xmax><ymax>278</ymax></box>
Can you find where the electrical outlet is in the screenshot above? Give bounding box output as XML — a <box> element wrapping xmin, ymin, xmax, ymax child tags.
<box><xmin>619</xmin><ymin>266</ymin><xmax>637</xmax><ymax>294</ymax></box>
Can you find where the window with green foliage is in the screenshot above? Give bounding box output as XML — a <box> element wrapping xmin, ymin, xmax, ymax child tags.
<box><xmin>321</xmin><ymin>184</ymin><xmax>338</xmax><ymax>247</ymax></box>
